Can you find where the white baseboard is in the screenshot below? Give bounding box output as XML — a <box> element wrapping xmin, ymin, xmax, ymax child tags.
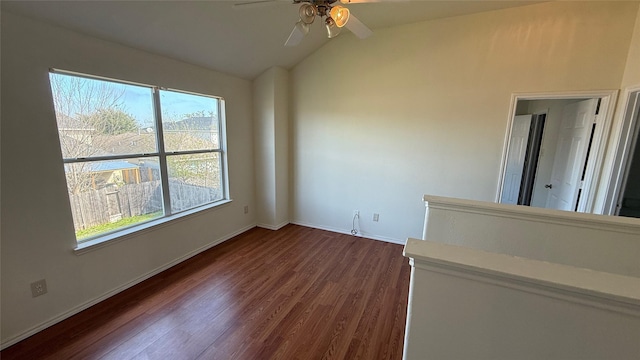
<box><xmin>0</xmin><ymin>223</ymin><xmax>256</xmax><ymax>350</ymax></box>
<box><xmin>257</xmin><ymin>221</ymin><xmax>290</xmax><ymax>231</ymax></box>
<box><xmin>290</xmin><ymin>221</ymin><xmax>406</xmax><ymax>245</ymax></box>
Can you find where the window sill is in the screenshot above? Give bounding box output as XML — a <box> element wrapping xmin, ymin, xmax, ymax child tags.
<box><xmin>74</xmin><ymin>199</ymin><xmax>233</xmax><ymax>255</ymax></box>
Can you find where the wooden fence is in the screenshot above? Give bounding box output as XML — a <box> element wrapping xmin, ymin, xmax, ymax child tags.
<box><xmin>69</xmin><ymin>180</ymin><xmax>221</xmax><ymax>231</ymax></box>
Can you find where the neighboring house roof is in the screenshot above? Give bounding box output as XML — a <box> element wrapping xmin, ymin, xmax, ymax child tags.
<box><xmin>58</xmin><ymin>115</ymin><xmax>218</xmax><ymax>160</ymax></box>
<box><xmin>163</xmin><ymin>116</ymin><xmax>218</xmax><ymax>131</ymax></box>
<box><xmin>96</xmin><ymin>132</ymin><xmax>157</xmax><ymax>155</ymax></box>
<box><xmin>57</xmin><ymin>132</ymin><xmax>111</xmax><ymax>159</ymax></box>
<box><xmin>64</xmin><ymin>160</ymin><xmax>138</xmax><ymax>173</ymax></box>
<box><xmin>89</xmin><ymin>161</ymin><xmax>138</xmax><ymax>172</ymax></box>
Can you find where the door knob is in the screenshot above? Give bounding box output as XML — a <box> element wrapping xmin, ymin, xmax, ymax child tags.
<box><xmin>545</xmin><ymin>184</ymin><xmax>553</xmax><ymax>189</ymax></box>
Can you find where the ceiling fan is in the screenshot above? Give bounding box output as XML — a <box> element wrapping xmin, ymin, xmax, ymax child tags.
<box><xmin>235</xmin><ymin>0</ymin><xmax>375</xmax><ymax>46</ymax></box>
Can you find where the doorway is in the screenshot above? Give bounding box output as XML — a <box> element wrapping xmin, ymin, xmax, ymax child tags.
<box><xmin>606</xmin><ymin>89</ymin><xmax>640</xmax><ymax>217</ymax></box>
<box><xmin>498</xmin><ymin>91</ymin><xmax>618</xmax><ymax>213</ymax></box>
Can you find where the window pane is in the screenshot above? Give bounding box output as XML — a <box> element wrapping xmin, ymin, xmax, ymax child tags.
<box><xmin>49</xmin><ymin>73</ymin><xmax>157</xmax><ymax>158</ymax></box>
<box><xmin>160</xmin><ymin>90</ymin><xmax>219</xmax><ymax>152</ymax></box>
<box><xmin>49</xmin><ymin>71</ymin><xmax>229</xmax><ymax>244</ymax></box>
<box><xmin>167</xmin><ymin>153</ymin><xmax>223</xmax><ymax>212</ymax></box>
<box><xmin>65</xmin><ymin>158</ymin><xmax>163</xmax><ymax>242</ymax></box>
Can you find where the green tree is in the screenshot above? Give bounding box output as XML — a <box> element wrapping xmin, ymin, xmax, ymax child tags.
<box><xmin>83</xmin><ymin>108</ymin><xmax>138</xmax><ymax>135</ymax></box>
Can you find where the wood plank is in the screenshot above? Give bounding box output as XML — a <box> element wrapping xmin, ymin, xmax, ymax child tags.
<box><xmin>1</xmin><ymin>225</ymin><xmax>410</xmax><ymax>360</ymax></box>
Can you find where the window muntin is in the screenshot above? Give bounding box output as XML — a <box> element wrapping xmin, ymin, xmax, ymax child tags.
<box><xmin>49</xmin><ymin>71</ymin><xmax>227</xmax><ymax>244</ymax></box>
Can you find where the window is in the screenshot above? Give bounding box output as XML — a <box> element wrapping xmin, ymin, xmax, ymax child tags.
<box><xmin>49</xmin><ymin>70</ymin><xmax>228</xmax><ymax>244</ymax></box>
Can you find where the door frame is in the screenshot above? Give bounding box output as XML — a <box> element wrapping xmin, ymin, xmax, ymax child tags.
<box><xmin>500</xmin><ymin>114</ymin><xmax>533</xmax><ymax>205</ymax></box>
<box><xmin>601</xmin><ymin>85</ymin><xmax>640</xmax><ymax>215</ymax></box>
<box><xmin>497</xmin><ymin>90</ymin><xmax>618</xmax><ymax>213</ymax></box>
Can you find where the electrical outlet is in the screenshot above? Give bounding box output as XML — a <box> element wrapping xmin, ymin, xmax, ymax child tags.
<box><xmin>373</xmin><ymin>213</ymin><xmax>379</xmax><ymax>222</ymax></box>
<box><xmin>353</xmin><ymin>210</ymin><xmax>359</xmax><ymax>218</ymax></box>
<box><xmin>31</xmin><ymin>279</ymin><xmax>48</xmax><ymax>298</ymax></box>
<box><xmin>244</xmin><ymin>205</ymin><xmax>249</xmax><ymax>214</ymax></box>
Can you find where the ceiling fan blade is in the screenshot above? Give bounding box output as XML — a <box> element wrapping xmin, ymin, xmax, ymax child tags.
<box><xmin>344</xmin><ymin>13</ymin><xmax>373</xmax><ymax>39</ymax></box>
<box><xmin>284</xmin><ymin>21</ymin><xmax>309</xmax><ymax>47</ymax></box>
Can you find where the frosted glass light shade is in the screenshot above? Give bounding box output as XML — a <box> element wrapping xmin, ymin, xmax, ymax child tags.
<box><xmin>325</xmin><ymin>18</ymin><xmax>341</xmax><ymax>38</ymax></box>
<box><xmin>299</xmin><ymin>3</ymin><xmax>316</xmax><ymax>24</ymax></box>
<box><xmin>329</xmin><ymin>6</ymin><xmax>350</xmax><ymax>28</ymax></box>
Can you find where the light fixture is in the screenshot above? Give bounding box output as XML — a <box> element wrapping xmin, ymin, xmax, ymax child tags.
<box><xmin>299</xmin><ymin>3</ymin><xmax>316</xmax><ymax>24</ymax></box>
<box><xmin>284</xmin><ymin>0</ymin><xmax>372</xmax><ymax>46</ymax></box>
<box><xmin>296</xmin><ymin>20</ymin><xmax>311</xmax><ymax>34</ymax></box>
<box><xmin>325</xmin><ymin>17</ymin><xmax>341</xmax><ymax>38</ymax></box>
<box><xmin>329</xmin><ymin>5</ymin><xmax>350</xmax><ymax>27</ymax></box>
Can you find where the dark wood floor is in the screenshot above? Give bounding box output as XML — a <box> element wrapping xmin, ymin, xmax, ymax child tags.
<box><xmin>1</xmin><ymin>225</ymin><xmax>410</xmax><ymax>360</ymax></box>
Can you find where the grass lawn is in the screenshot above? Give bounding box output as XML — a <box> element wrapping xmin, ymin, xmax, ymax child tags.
<box><xmin>76</xmin><ymin>212</ymin><xmax>162</xmax><ymax>241</ymax></box>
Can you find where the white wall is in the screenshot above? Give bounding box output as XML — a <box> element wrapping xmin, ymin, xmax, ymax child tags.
<box><xmin>514</xmin><ymin>100</ymin><xmax>530</xmax><ymax>115</ymax></box>
<box><xmin>622</xmin><ymin>6</ymin><xmax>640</xmax><ymax>88</ymax></box>
<box><xmin>254</xmin><ymin>69</ymin><xmax>277</xmax><ymax>225</ymax></box>
<box><xmin>0</xmin><ymin>12</ymin><xmax>256</xmax><ymax>346</ymax></box>
<box><xmin>274</xmin><ymin>68</ymin><xmax>290</xmax><ymax>227</ymax></box>
<box><xmin>423</xmin><ymin>196</ymin><xmax>640</xmax><ymax>277</ymax></box>
<box><xmin>404</xmin><ymin>245</ymin><xmax>640</xmax><ymax>360</ymax></box>
<box><xmin>253</xmin><ymin>67</ymin><xmax>290</xmax><ymax>229</ymax></box>
<box><xmin>405</xmin><ymin>197</ymin><xmax>640</xmax><ymax>359</ymax></box>
<box><xmin>290</xmin><ymin>1</ymin><xmax>640</xmax><ymax>242</ymax></box>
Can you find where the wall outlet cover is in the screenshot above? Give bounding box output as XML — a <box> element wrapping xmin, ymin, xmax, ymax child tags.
<box><xmin>31</xmin><ymin>279</ymin><xmax>48</xmax><ymax>298</ymax></box>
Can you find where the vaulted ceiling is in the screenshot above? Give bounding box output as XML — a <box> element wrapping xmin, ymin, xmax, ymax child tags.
<box><xmin>2</xmin><ymin>1</ymin><xmax>543</xmax><ymax>79</ymax></box>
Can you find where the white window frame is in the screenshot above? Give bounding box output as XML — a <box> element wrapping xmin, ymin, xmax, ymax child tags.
<box><xmin>49</xmin><ymin>69</ymin><xmax>230</xmax><ymax>253</ymax></box>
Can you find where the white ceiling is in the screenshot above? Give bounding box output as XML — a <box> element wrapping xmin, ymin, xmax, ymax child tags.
<box><xmin>1</xmin><ymin>0</ymin><xmax>543</xmax><ymax>79</ymax></box>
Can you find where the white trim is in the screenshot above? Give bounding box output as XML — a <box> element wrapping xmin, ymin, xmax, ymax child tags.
<box><xmin>423</xmin><ymin>195</ymin><xmax>640</xmax><ymax>235</ymax></box>
<box><xmin>257</xmin><ymin>221</ymin><xmax>290</xmax><ymax>231</ymax></box>
<box><xmin>602</xmin><ymin>85</ymin><xmax>640</xmax><ymax>215</ymax></box>
<box><xmin>219</xmin><ymin>99</ymin><xmax>231</xmax><ymax>201</ymax></box>
<box><xmin>50</xmin><ymin>68</ymin><xmax>225</xmax><ymax>101</ymax></box>
<box><xmin>496</xmin><ymin>93</ymin><xmax>521</xmax><ymax>202</ymax></box>
<box><xmin>402</xmin><ymin>264</ymin><xmax>416</xmax><ymax>360</ymax></box>
<box><xmin>580</xmin><ymin>94</ymin><xmax>616</xmax><ymax>213</ymax></box>
<box><xmin>74</xmin><ymin>199</ymin><xmax>233</xmax><ymax>254</ymax></box>
<box><xmin>497</xmin><ymin>90</ymin><xmax>618</xmax><ymax>214</ymax></box>
<box><xmin>0</xmin><ymin>223</ymin><xmax>256</xmax><ymax>350</ymax></box>
<box><xmin>404</xmin><ymin>238</ymin><xmax>640</xmax><ymax>315</ymax></box>
<box><xmin>290</xmin><ymin>221</ymin><xmax>406</xmax><ymax>245</ymax></box>
<box><xmin>614</xmin><ymin>90</ymin><xmax>640</xmax><ymax>214</ymax></box>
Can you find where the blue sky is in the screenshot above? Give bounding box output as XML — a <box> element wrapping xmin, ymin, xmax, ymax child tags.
<box><xmin>121</xmin><ymin>85</ymin><xmax>219</xmax><ymax>127</ymax></box>
<box><xmin>51</xmin><ymin>72</ymin><xmax>219</xmax><ymax>127</ymax></box>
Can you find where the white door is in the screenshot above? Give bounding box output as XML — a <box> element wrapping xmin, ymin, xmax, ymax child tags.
<box><xmin>545</xmin><ymin>99</ymin><xmax>598</xmax><ymax>211</ymax></box>
<box><xmin>501</xmin><ymin>115</ymin><xmax>532</xmax><ymax>204</ymax></box>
